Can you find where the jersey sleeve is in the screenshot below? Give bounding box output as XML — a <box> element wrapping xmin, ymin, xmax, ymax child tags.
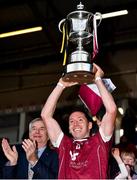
<box><xmin>99</xmin><ymin>127</ymin><xmax>112</xmax><ymax>142</ymax></box>
<box><xmin>52</xmin><ymin>131</ymin><xmax>64</xmax><ymax>148</ymax></box>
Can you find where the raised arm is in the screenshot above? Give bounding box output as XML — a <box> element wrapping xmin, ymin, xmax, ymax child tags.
<box><xmin>112</xmin><ymin>148</ymin><xmax>128</xmax><ymax>179</ymax></box>
<box><xmin>93</xmin><ymin>63</ymin><xmax>117</xmax><ymax>137</ymax></box>
<box><xmin>41</xmin><ymin>78</ymin><xmax>77</xmax><ymax>143</ymax></box>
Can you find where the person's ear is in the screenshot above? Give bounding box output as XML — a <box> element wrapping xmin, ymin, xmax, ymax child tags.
<box><xmin>88</xmin><ymin>122</ymin><xmax>92</xmax><ymax>130</ymax></box>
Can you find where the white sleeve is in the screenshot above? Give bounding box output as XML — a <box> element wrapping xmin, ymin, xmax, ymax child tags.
<box><xmin>52</xmin><ymin>131</ymin><xmax>64</xmax><ymax>148</ymax></box>
<box><xmin>114</xmin><ymin>163</ymin><xmax>128</xmax><ymax>179</ymax></box>
<box><xmin>99</xmin><ymin>127</ymin><xmax>112</xmax><ymax>142</ymax></box>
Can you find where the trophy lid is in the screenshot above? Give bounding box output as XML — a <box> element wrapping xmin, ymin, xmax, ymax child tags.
<box><xmin>66</xmin><ymin>1</ymin><xmax>93</xmax><ymax>18</ymax></box>
<box><xmin>77</xmin><ymin>2</ymin><xmax>84</xmax><ymax>10</ymax></box>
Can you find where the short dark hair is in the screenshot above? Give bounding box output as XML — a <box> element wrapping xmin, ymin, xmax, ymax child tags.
<box><xmin>69</xmin><ymin>105</ymin><xmax>93</xmax><ymax>123</ymax></box>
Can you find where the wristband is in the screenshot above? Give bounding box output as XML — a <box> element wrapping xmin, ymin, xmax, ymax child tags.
<box><xmin>57</xmin><ymin>82</ymin><xmax>65</xmax><ymax>89</ymax></box>
<box><xmin>95</xmin><ymin>77</ymin><xmax>101</xmax><ymax>82</ymax></box>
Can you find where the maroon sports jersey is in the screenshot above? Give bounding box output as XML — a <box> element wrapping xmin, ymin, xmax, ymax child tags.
<box><xmin>57</xmin><ymin>132</ymin><xmax>112</xmax><ymax>179</ymax></box>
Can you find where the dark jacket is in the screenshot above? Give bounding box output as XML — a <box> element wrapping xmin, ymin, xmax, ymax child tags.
<box><xmin>2</xmin><ymin>144</ymin><xmax>58</xmax><ymax>179</ymax></box>
<box><xmin>0</xmin><ymin>148</ymin><xmax>8</xmax><ymax>179</ymax></box>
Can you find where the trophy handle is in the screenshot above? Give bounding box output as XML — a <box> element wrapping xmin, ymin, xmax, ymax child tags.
<box><xmin>95</xmin><ymin>12</ymin><xmax>102</xmax><ymax>26</ymax></box>
<box><xmin>58</xmin><ymin>19</ymin><xmax>66</xmax><ymax>32</ymax></box>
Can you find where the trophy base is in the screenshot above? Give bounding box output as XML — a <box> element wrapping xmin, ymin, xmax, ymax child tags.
<box><xmin>62</xmin><ymin>71</ymin><xmax>94</xmax><ymax>84</ymax></box>
<box><xmin>62</xmin><ymin>62</ymin><xmax>94</xmax><ymax>84</ymax></box>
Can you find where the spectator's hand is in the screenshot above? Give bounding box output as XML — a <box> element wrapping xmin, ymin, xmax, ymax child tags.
<box><xmin>1</xmin><ymin>138</ymin><xmax>18</xmax><ymax>165</ymax></box>
<box><xmin>111</xmin><ymin>148</ymin><xmax>120</xmax><ymax>159</ymax></box>
<box><xmin>22</xmin><ymin>139</ymin><xmax>38</xmax><ymax>165</ymax></box>
<box><xmin>59</xmin><ymin>78</ymin><xmax>78</xmax><ymax>88</ymax></box>
<box><xmin>93</xmin><ymin>63</ymin><xmax>104</xmax><ymax>80</ymax></box>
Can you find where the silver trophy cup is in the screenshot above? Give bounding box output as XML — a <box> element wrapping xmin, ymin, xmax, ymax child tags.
<box><xmin>59</xmin><ymin>2</ymin><xmax>101</xmax><ymax>84</ymax></box>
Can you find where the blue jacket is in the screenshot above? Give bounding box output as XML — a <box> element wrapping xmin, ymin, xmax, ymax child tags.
<box><xmin>3</xmin><ymin>144</ymin><xmax>58</xmax><ymax>179</ymax></box>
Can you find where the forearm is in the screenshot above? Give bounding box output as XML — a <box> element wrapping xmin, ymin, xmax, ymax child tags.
<box><xmin>6</xmin><ymin>160</ymin><xmax>17</xmax><ymax>166</ymax></box>
<box><xmin>41</xmin><ymin>83</ymin><xmax>65</xmax><ymax>119</ymax></box>
<box><xmin>41</xmin><ymin>83</ymin><xmax>65</xmax><ymax>142</ymax></box>
<box><xmin>95</xmin><ymin>78</ymin><xmax>116</xmax><ymax>113</ymax></box>
<box><xmin>96</xmin><ymin>78</ymin><xmax>117</xmax><ymax>136</ymax></box>
<box><xmin>115</xmin><ymin>163</ymin><xmax>128</xmax><ymax>179</ymax></box>
<box><xmin>114</xmin><ymin>156</ymin><xmax>124</xmax><ymax>165</ymax></box>
<box><xmin>28</xmin><ymin>155</ymin><xmax>38</xmax><ymax>166</ymax></box>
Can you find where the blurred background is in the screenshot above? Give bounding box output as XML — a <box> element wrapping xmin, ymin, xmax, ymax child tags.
<box><xmin>0</xmin><ymin>0</ymin><xmax>137</xmax><ymax>145</ymax></box>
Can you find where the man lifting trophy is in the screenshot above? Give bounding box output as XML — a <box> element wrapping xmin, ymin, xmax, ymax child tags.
<box><xmin>59</xmin><ymin>1</ymin><xmax>102</xmax><ymax>84</ymax></box>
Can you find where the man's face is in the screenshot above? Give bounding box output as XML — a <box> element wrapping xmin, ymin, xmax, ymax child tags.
<box><xmin>29</xmin><ymin>120</ymin><xmax>48</xmax><ymax>147</ymax></box>
<box><xmin>69</xmin><ymin>111</ymin><xmax>92</xmax><ymax>140</ymax></box>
